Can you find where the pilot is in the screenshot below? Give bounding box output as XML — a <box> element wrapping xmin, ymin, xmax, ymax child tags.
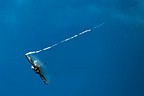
<box><xmin>31</xmin><ymin>66</ymin><xmax>40</xmax><ymax>74</ymax></box>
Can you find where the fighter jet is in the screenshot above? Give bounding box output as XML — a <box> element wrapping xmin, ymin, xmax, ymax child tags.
<box><xmin>25</xmin><ymin>54</ymin><xmax>48</xmax><ymax>85</ymax></box>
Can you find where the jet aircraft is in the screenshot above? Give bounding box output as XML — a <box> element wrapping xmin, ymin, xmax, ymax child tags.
<box><xmin>25</xmin><ymin>54</ymin><xmax>48</xmax><ymax>85</ymax></box>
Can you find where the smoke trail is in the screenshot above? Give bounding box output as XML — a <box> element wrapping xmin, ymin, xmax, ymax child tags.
<box><xmin>25</xmin><ymin>23</ymin><xmax>105</xmax><ymax>55</ymax></box>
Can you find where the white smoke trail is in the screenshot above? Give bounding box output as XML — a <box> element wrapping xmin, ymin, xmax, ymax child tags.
<box><xmin>25</xmin><ymin>23</ymin><xmax>105</xmax><ymax>55</ymax></box>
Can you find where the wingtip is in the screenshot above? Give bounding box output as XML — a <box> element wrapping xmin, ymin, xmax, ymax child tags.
<box><xmin>44</xmin><ymin>81</ymin><xmax>48</xmax><ymax>85</ymax></box>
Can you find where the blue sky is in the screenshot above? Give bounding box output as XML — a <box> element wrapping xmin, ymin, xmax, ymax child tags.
<box><xmin>0</xmin><ymin>0</ymin><xmax>144</xmax><ymax>96</ymax></box>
